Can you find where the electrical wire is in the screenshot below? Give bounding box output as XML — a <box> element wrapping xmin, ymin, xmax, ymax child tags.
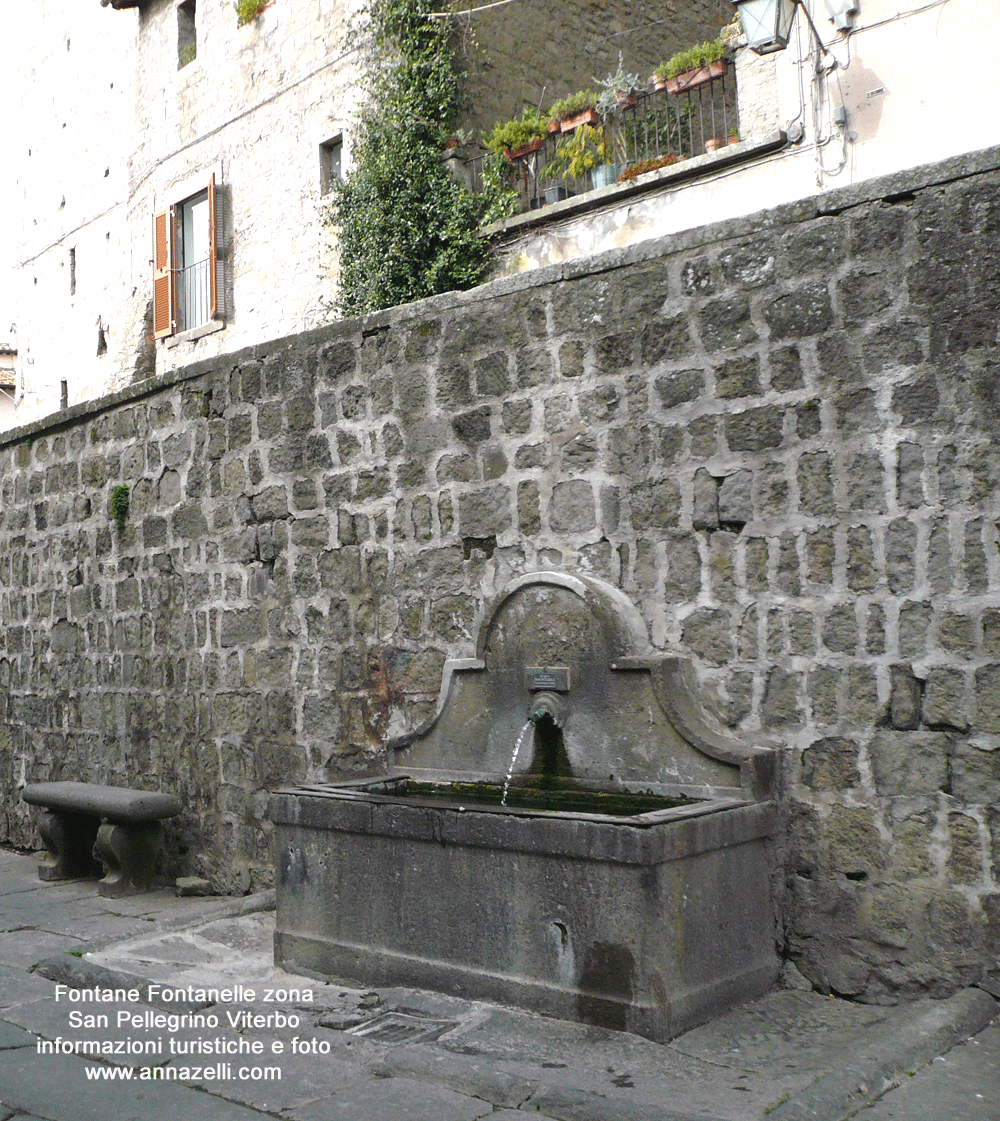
<box><xmin>427</xmin><ymin>0</ymin><xmax>522</xmax><ymax>17</ymax></box>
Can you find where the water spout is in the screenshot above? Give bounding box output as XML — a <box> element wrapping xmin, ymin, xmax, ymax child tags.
<box><xmin>501</xmin><ymin>720</ymin><xmax>534</xmax><ymax>806</ymax></box>
<box><xmin>528</xmin><ymin>690</ymin><xmax>566</xmax><ymax>727</ymax></box>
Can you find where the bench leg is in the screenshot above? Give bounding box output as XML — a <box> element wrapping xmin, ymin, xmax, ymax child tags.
<box><xmin>37</xmin><ymin>811</ymin><xmax>101</xmax><ymax>881</ymax></box>
<box><xmin>94</xmin><ymin>822</ymin><xmax>162</xmax><ymax>898</ymax></box>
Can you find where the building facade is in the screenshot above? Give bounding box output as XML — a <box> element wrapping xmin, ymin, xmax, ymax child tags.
<box><xmin>10</xmin><ymin>0</ymin><xmax>726</xmax><ymax>427</ymax></box>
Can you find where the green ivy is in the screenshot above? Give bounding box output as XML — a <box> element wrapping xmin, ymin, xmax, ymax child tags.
<box><xmin>328</xmin><ymin>0</ymin><xmax>512</xmax><ymax>317</ymax></box>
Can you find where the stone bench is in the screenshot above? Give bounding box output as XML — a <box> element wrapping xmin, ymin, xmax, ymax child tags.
<box><xmin>21</xmin><ymin>782</ymin><xmax>182</xmax><ymax>898</ymax></box>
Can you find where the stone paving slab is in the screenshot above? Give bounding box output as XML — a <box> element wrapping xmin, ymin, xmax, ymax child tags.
<box><xmin>0</xmin><ymin>1025</ymin><xmax>34</xmax><ymax>1052</ymax></box>
<box><xmin>381</xmin><ymin>1042</ymin><xmax>540</xmax><ymax>1108</ymax></box>
<box><xmin>0</xmin><ymin>966</ymin><xmax>57</xmax><ymax>1017</ymax></box>
<box><xmin>285</xmin><ymin>1075</ymin><xmax>494</xmax><ymax>1121</ymax></box>
<box><xmin>523</xmin><ymin>1084</ymin><xmax>724</xmax><ymax>1121</ymax></box>
<box><xmin>0</xmin><ymin>932</ymin><xmax>88</xmax><ymax>971</ymax></box>
<box><xmin>0</xmin><ymin>1050</ymin><xmax>275</xmax><ymax>1121</ymax></box>
<box><xmin>200</xmin><ymin>1049</ymin><xmax>365</xmax><ymax>1114</ymax></box>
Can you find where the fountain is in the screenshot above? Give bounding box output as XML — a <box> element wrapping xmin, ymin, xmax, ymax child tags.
<box><xmin>270</xmin><ymin>572</ymin><xmax>779</xmax><ymax>1042</ymax></box>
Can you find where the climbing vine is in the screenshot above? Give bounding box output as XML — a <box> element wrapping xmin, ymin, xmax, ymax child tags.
<box><xmin>328</xmin><ymin>0</ymin><xmax>510</xmax><ymax>316</ymax></box>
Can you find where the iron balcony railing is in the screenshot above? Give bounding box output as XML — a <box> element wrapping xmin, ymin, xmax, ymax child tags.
<box><xmin>177</xmin><ymin>257</ymin><xmax>211</xmax><ymax>332</ymax></box>
<box><xmin>467</xmin><ymin>66</ymin><xmax>736</xmax><ymax>213</ymax></box>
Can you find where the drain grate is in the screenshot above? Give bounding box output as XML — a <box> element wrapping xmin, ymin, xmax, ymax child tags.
<box><xmin>346</xmin><ymin>1012</ymin><xmax>458</xmax><ymax>1044</ymax></box>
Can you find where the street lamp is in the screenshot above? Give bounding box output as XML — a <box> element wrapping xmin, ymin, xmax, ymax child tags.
<box><xmin>730</xmin><ymin>0</ymin><xmax>799</xmax><ymax>54</ymax></box>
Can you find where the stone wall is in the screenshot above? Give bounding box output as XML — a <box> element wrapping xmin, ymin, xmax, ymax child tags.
<box><xmin>2</xmin><ymin>149</ymin><xmax>999</xmax><ymax>1001</ymax></box>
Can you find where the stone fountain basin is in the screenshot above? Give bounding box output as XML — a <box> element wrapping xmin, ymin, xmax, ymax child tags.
<box><xmin>270</xmin><ymin>779</ymin><xmax>778</xmax><ymax>1043</ymax></box>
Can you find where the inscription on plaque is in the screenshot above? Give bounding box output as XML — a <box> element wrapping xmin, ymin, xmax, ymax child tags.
<box><xmin>525</xmin><ymin>666</ymin><xmax>570</xmax><ymax>693</ymax></box>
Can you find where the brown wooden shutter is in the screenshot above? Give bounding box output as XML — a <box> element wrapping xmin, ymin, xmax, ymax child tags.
<box><xmin>152</xmin><ymin>206</ymin><xmax>175</xmax><ymax>338</ymax></box>
<box><xmin>208</xmin><ymin>174</ymin><xmax>218</xmax><ymax>319</ymax></box>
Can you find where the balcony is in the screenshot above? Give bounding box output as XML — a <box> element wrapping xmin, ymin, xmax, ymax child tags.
<box><xmin>472</xmin><ymin>66</ymin><xmax>739</xmax><ymax>212</ymax></box>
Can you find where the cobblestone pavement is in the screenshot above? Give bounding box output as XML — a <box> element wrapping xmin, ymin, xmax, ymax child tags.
<box><xmin>0</xmin><ymin>849</ymin><xmax>996</xmax><ymax>1121</ymax></box>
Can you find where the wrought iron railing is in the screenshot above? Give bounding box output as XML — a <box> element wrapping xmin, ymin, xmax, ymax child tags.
<box><xmin>467</xmin><ymin>66</ymin><xmax>736</xmax><ymax>213</ymax></box>
<box><xmin>177</xmin><ymin>258</ymin><xmax>211</xmax><ymax>331</ymax></box>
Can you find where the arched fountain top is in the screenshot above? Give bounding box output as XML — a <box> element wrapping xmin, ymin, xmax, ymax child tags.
<box><xmin>474</xmin><ymin>571</ymin><xmax>652</xmax><ymax>662</ymax></box>
<box><xmin>391</xmin><ymin>570</ymin><xmax>775</xmax><ymax>801</ymax></box>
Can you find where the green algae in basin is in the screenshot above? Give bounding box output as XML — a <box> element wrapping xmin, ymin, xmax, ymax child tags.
<box><xmin>395</xmin><ymin>779</ymin><xmax>702</xmax><ymax>817</ymax></box>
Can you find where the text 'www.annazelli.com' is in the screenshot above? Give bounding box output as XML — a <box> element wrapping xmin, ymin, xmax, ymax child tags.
<box><xmin>83</xmin><ymin>1063</ymin><xmax>281</xmax><ymax>1081</ymax></box>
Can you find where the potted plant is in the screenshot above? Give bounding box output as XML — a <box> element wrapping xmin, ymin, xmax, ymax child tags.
<box><xmin>616</xmin><ymin>153</ymin><xmax>680</xmax><ymax>182</ymax></box>
<box><xmin>484</xmin><ymin>107</ymin><xmax>549</xmax><ymax>161</ymax></box>
<box><xmin>595</xmin><ymin>52</ymin><xmax>642</xmax><ymax>113</ymax></box>
<box><xmin>543</xmin><ymin>123</ymin><xmax>610</xmax><ymax>194</ymax></box>
<box><xmin>652</xmin><ymin>38</ymin><xmax>729</xmax><ymax>95</ymax></box>
<box><xmin>591</xmin><ymin>54</ymin><xmax>641</xmax><ymax>187</ymax></box>
<box><xmin>547</xmin><ymin>91</ymin><xmax>599</xmax><ymax>134</ymax></box>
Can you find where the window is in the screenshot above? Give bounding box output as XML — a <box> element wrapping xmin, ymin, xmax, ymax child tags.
<box><xmin>319</xmin><ymin>135</ymin><xmax>343</xmax><ymax>195</ymax></box>
<box><xmin>178</xmin><ymin>0</ymin><xmax>196</xmax><ymax>68</ymax></box>
<box><xmin>153</xmin><ymin>173</ymin><xmax>223</xmax><ymax>340</ymax></box>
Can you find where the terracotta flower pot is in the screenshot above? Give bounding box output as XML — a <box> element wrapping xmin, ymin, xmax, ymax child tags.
<box><xmin>665</xmin><ymin>58</ymin><xmax>728</xmax><ymax>95</ymax></box>
<box><xmin>650</xmin><ymin>75</ymin><xmax>668</xmax><ymax>92</ymax></box>
<box><xmin>504</xmin><ymin>136</ymin><xmax>545</xmax><ymax>160</ymax></box>
<box><xmin>705</xmin><ymin>138</ymin><xmax>723</xmax><ymax>153</ymax></box>
<box><xmin>559</xmin><ymin>108</ymin><xmax>599</xmax><ymax>133</ymax></box>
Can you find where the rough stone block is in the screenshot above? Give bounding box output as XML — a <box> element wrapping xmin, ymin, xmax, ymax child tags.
<box><xmin>727</xmin><ymin>406</ymin><xmax>784</xmax><ymax>452</ymax></box>
<box><xmin>718</xmin><ymin>470</ymin><xmax>752</xmax><ymax>527</ymax></box>
<box><xmin>761</xmin><ymin>668</ymin><xmax>803</xmax><ymax>728</ymax></box>
<box><xmin>822</xmin><ymin>604</ymin><xmax>858</xmax><ymax>655</ymax></box>
<box><xmin>458</xmin><ymin>485</ymin><xmax>512</xmax><ymax>537</ymax></box>
<box><xmin>801</xmin><ymin>737</ymin><xmax>860</xmax><ymax>791</ymax></box>
<box><xmin>681</xmin><ymin>608</ymin><xmax>733</xmax><ymax>665</ymax></box>
<box><xmin>718</xmin><ymin>236</ymin><xmax>775</xmax><ymax>288</ymax></box>
<box><xmin>762</xmin><ymin>282</ymin><xmax>834</xmax><ymax>339</ymax></box>
<box><xmin>715</xmin><ymin>355</ymin><xmax>760</xmax><ymax>399</ymax></box>
<box><xmin>654</xmin><ymin>369</ymin><xmax>703</xmax><ymax>410</ymax></box>
<box><xmin>549</xmin><ymin>481</ymin><xmax>596</xmax><ymax>533</ymax></box>
<box><xmin>947</xmin><ymin>813</ymin><xmax>984</xmax><ymax>884</ymax></box>
<box><xmin>640</xmin><ymin>315</ymin><xmax>695</xmax><ymax>365</ymax></box>
<box><xmin>630</xmin><ymin>480</ymin><xmax>680</xmax><ymax>530</ymax></box>
<box><xmin>691</xmin><ymin>469</ymin><xmax>718</xmax><ymax>530</ymax></box>
<box><xmin>826</xmin><ymin>805</ymin><xmax>886</xmax><ymax>875</ymax></box>
<box><xmin>922</xmin><ymin>667</ymin><xmax>969</xmax><ymax>731</ymax></box>
<box><xmin>699</xmin><ymin>296</ymin><xmax>758</xmax><ymax>350</ymax></box>
<box><xmin>889</xmin><ymin>664</ymin><xmax>921</xmax><ymax>729</ymax></box>
<box><xmin>869</xmin><ymin>729</ymin><xmax>949</xmax><ymax>796</ymax></box>
<box><xmin>951</xmin><ymin>739</ymin><xmax>1000</xmax><ymax>805</ymax></box>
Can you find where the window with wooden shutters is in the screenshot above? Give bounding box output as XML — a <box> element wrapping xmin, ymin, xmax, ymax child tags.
<box><xmin>152</xmin><ymin>206</ymin><xmax>175</xmax><ymax>339</ymax></box>
<box><xmin>152</xmin><ymin>172</ymin><xmax>223</xmax><ymax>340</ymax></box>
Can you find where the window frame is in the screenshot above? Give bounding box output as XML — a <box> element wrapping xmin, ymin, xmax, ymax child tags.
<box><xmin>152</xmin><ymin>169</ymin><xmax>224</xmax><ymax>341</ymax></box>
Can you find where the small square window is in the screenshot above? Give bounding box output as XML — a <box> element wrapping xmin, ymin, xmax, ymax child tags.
<box><xmin>319</xmin><ymin>136</ymin><xmax>343</xmax><ymax>195</ymax></box>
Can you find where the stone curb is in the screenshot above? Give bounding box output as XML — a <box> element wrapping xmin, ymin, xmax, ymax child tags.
<box><xmin>768</xmin><ymin>988</ymin><xmax>999</xmax><ymax>1121</ymax></box>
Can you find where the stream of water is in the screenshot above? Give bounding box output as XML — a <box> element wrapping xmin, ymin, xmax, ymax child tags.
<box><xmin>501</xmin><ymin>720</ymin><xmax>534</xmax><ymax>806</ymax></box>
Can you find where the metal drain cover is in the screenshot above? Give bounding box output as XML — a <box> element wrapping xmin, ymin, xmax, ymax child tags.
<box><xmin>346</xmin><ymin>1012</ymin><xmax>458</xmax><ymax>1044</ymax></box>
